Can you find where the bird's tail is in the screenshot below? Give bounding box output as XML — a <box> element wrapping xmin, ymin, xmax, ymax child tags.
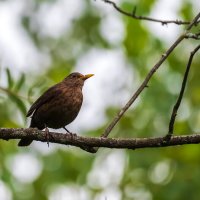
<box><xmin>18</xmin><ymin>122</ymin><xmax>34</xmax><ymax>146</ymax></box>
<box><xmin>18</xmin><ymin>138</ymin><xmax>33</xmax><ymax>146</ymax></box>
<box><xmin>18</xmin><ymin>118</ymin><xmax>43</xmax><ymax>147</ymax></box>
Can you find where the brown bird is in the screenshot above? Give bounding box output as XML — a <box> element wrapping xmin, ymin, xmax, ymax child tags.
<box><xmin>18</xmin><ymin>72</ymin><xmax>94</xmax><ymax>146</ymax></box>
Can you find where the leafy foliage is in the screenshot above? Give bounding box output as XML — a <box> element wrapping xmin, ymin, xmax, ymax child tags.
<box><xmin>0</xmin><ymin>0</ymin><xmax>200</xmax><ymax>200</ymax></box>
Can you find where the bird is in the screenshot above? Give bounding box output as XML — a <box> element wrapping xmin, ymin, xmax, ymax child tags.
<box><xmin>18</xmin><ymin>72</ymin><xmax>94</xmax><ymax>146</ymax></box>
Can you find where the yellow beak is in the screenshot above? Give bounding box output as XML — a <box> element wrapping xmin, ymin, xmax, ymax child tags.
<box><xmin>83</xmin><ymin>74</ymin><xmax>94</xmax><ymax>80</ymax></box>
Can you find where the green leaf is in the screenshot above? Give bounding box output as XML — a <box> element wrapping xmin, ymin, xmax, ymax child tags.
<box><xmin>6</xmin><ymin>68</ymin><xmax>14</xmax><ymax>89</ymax></box>
<box><xmin>13</xmin><ymin>73</ymin><xmax>25</xmax><ymax>92</ymax></box>
<box><xmin>9</xmin><ymin>94</ymin><xmax>27</xmax><ymax>116</ymax></box>
<box><xmin>27</xmin><ymin>86</ymin><xmax>34</xmax><ymax>103</ymax></box>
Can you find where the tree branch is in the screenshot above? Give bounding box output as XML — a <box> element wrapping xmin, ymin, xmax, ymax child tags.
<box><xmin>187</xmin><ymin>12</ymin><xmax>200</xmax><ymax>30</ymax></box>
<box><xmin>101</xmin><ymin>12</ymin><xmax>200</xmax><ymax>142</ymax></box>
<box><xmin>167</xmin><ymin>45</ymin><xmax>200</xmax><ymax>138</ymax></box>
<box><xmin>103</xmin><ymin>0</ymin><xmax>199</xmax><ymax>26</ymax></box>
<box><xmin>102</xmin><ymin>32</ymin><xmax>185</xmax><ymax>138</ymax></box>
<box><xmin>1</xmin><ymin>128</ymin><xmax>200</xmax><ymax>152</ymax></box>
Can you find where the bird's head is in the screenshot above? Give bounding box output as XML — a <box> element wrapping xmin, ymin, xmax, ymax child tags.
<box><xmin>64</xmin><ymin>72</ymin><xmax>94</xmax><ymax>88</ymax></box>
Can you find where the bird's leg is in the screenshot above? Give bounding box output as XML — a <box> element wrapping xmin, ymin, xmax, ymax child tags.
<box><xmin>44</xmin><ymin>125</ymin><xmax>50</xmax><ymax>147</ymax></box>
<box><xmin>63</xmin><ymin>127</ymin><xmax>71</xmax><ymax>134</ymax></box>
<box><xmin>63</xmin><ymin>127</ymin><xmax>77</xmax><ymax>139</ymax></box>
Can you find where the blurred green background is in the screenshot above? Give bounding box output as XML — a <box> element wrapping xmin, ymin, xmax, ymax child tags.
<box><xmin>0</xmin><ymin>0</ymin><xmax>200</xmax><ymax>200</ymax></box>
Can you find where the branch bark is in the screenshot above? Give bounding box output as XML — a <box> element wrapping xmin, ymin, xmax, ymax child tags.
<box><xmin>102</xmin><ymin>34</ymin><xmax>185</xmax><ymax>138</ymax></box>
<box><xmin>103</xmin><ymin>0</ymin><xmax>199</xmax><ymax>26</ymax></box>
<box><xmin>1</xmin><ymin>128</ymin><xmax>200</xmax><ymax>152</ymax></box>
<box><xmin>168</xmin><ymin>45</ymin><xmax>200</xmax><ymax>138</ymax></box>
<box><xmin>101</xmin><ymin>12</ymin><xmax>200</xmax><ymax>141</ymax></box>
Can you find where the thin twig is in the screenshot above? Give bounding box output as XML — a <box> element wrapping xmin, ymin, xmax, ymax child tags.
<box><xmin>167</xmin><ymin>45</ymin><xmax>200</xmax><ymax>138</ymax></box>
<box><xmin>1</xmin><ymin>128</ymin><xmax>200</xmax><ymax>152</ymax></box>
<box><xmin>187</xmin><ymin>12</ymin><xmax>200</xmax><ymax>30</ymax></box>
<box><xmin>102</xmin><ymin>35</ymin><xmax>186</xmax><ymax>138</ymax></box>
<box><xmin>95</xmin><ymin>12</ymin><xmax>200</xmax><ymax>151</ymax></box>
<box><xmin>185</xmin><ymin>32</ymin><xmax>200</xmax><ymax>40</ymax></box>
<box><xmin>103</xmin><ymin>0</ymin><xmax>195</xmax><ymax>26</ymax></box>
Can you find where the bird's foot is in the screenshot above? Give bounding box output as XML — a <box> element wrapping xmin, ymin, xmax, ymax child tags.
<box><xmin>63</xmin><ymin>127</ymin><xmax>77</xmax><ymax>139</ymax></box>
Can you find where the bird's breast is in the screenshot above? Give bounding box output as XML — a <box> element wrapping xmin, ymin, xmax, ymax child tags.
<box><xmin>52</xmin><ymin>87</ymin><xmax>83</xmax><ymax>119</ymax></box>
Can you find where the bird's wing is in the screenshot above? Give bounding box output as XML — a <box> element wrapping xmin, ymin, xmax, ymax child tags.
<box><xmin>26</xmin><ymin>83</ymin><xmax>62</xmax><ymax>117</ymax></box>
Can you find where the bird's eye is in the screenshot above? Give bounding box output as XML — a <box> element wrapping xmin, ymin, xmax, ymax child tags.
<box><xmin>70</xmin><ymin>73</ymin><xmax>81</xmax><ymax>79</ymax></box>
